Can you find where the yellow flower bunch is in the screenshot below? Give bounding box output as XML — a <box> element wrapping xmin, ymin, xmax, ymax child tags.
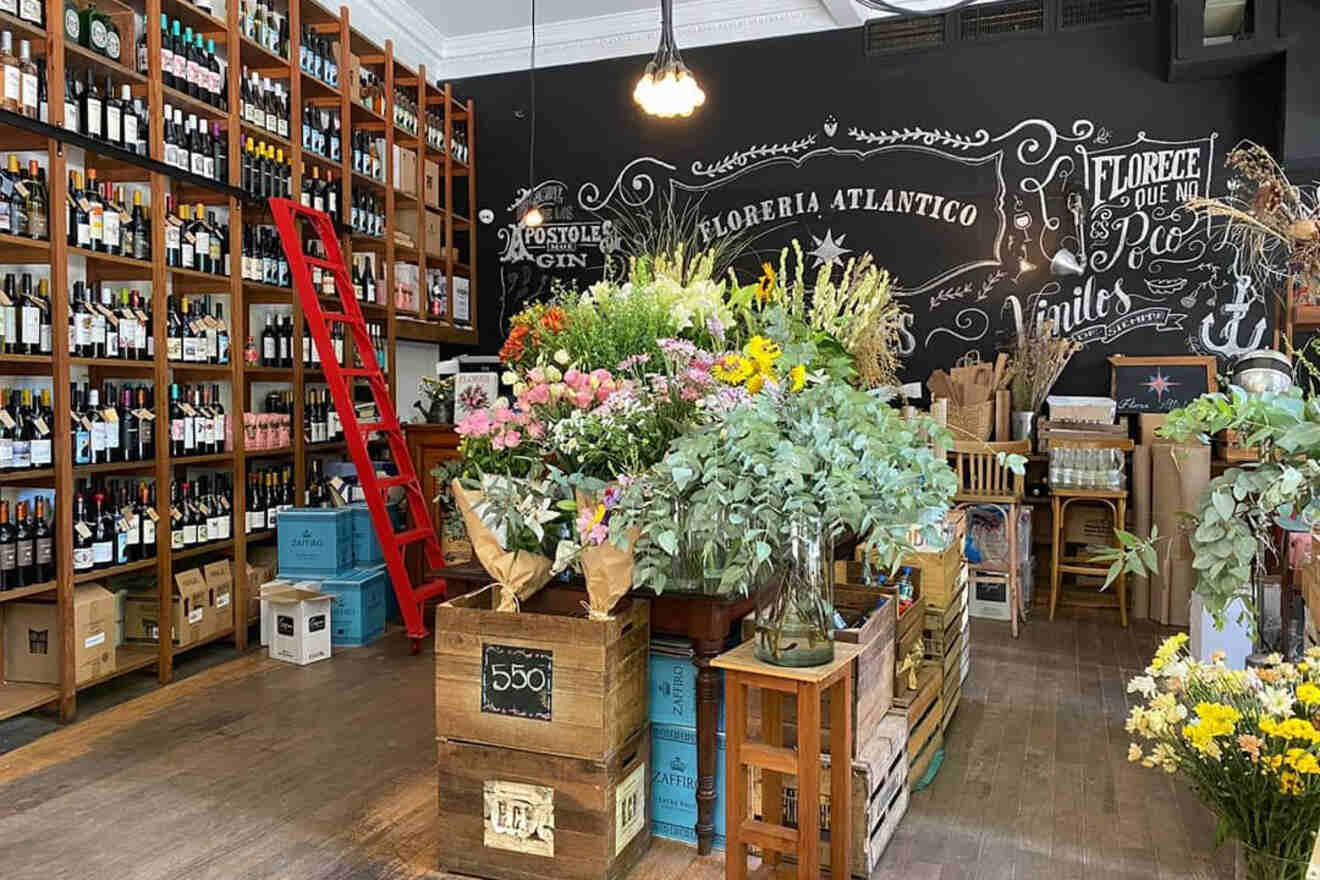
<box><xmin>1260</xmin><ymin>717</ymin><xmax>1320</xmax><ymax>744</ymax></box>
<box><xmin>711</xmin><ymin>335</ymin><xmax>806</xmax><ymax>394</ymax></box>
<box><xmin>1298</xmin><ymin>683</ymin><xmax>1320</xmax><ymax>706</ymax></box>
<box><xmin>1149</xmin><ymin>633</ymin><xmax>1189</xmax><ymax>674</ymax></box>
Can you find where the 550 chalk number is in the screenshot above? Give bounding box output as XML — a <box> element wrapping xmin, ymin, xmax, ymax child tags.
<box><xmin>481</xmin><ymin>643</ymin><xmax>553</xmax><ymax>721</ymax></box>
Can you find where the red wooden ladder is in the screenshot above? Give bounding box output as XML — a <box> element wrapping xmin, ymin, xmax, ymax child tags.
<box><xmin>268</xmin><ymin>197</ymin><xmax>447</xmax><ymax>646</ymax></box>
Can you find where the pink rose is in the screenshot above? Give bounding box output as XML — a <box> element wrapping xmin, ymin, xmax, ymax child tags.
<box><xmin>512</xmin><ymin>410</ymin><xmax>531</xmax><ymax>426</ymax></box>
<box><xmin>490</xmin><ymin>432</ymin><xmax>506</xmax><ymax>450</ymax></box>
<box><xmin>502</xmin><ymin>430</ymin><xmax>521</xmax><ymax>449</ymax></box>
<box><xmin>564</xmin><ymin>368</ymin><xmax>582</xmax><ymax>387</ymax></box>
<box><xmin>493</xmin><ymin>406</ymin><xmax>512</xmax><ymax>425</ymax></box>
<box><xmin>528</xmin><ymin>367</ymin><xmax>546</xmax><ymax>384</ymax></box>
<box><xmin>596</xmin><ymin>386</ymin><xmax>614</xmax><ymax>402</ymax></box>
<box><xmin>527</xmin><ymin>422</ymin><xmax>545</xmax><ymax>439</ymax></box>
<box><xmin>574</xmin><ymin>390</ymin><xmax>594</xmax><ymax>409</ymax></box>
<box><xmin>526</xmin><ymin>383</ymin><xmax>551</xmax><ymax>405</ymax></box>
<box><xmin>589</xmin><ymin>369</ymin><xmax>611</xmax><ymax>387</ymax></box>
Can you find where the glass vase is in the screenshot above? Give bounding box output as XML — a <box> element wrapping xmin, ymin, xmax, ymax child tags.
<box><xmin>753</xmin><ymin>515</ymin><xmax>836</xmax><ymax>667</ymax></box>
<box><xmin>1236</xmin><ymin>841</ymin><xmax>1309</xmax><ymax>880</ymax></box>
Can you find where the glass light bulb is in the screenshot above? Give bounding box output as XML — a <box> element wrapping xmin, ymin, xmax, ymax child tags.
<box><xmin>522</xmin><ymin>205</ymin><xmax>544</xmax><ymax>228</ymax></box>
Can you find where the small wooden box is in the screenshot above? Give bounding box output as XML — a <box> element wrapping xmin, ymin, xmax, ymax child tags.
<box><xmin>748</xmin><ymin>714</ymin><xmax>909</xmax><ymax>877</ymax></box>
<box><xmin>901</xmin><ymin>542</ymin><xmax>964</xmax><ymax>608</ymax></box>
<box><xmin>433</xmin><ymin>586</ymin><xmax>650</xmax><ymax>762</ymax></box>
<box><xmin>437</xmin><ymin>726</ymin><xmax>652</xmax><ymax>880</ymax></box>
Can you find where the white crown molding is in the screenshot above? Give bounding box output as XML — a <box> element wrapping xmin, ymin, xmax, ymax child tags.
<box><xmin>342</xmin><ymin>0</ymin><xmax>871</xmax><ymax>82</ymax></box>
<box><xmin>341</xmin><ymin>0</ymin><xmax>450</xmax><ymax>77</ymax></box>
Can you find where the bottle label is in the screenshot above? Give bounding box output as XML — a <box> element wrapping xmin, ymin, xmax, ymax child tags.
<box><xmin>36</xmin><ymin>536</ymin><xmax>51</xmax><ymax>565</ymax></box>
<box><xmin>171</xmin><ymin>527</ymin><xmax>183</xmax><ymax>550</ymax></box>
<box><xmin>161</xmin><ymin>47</ymin><xmax>172</xmax><ymax>75</ymax></box>
<box><xmin>105</xmin><ymin>29</ymin><xmax>120</xmax><ymax>61</ymax></box>
<box><xmin>21</xmin><ymin>304</ymin><xmax>36</xmax><ymax>345</ymax></box>
<box><xmin>73</xmin><ymin>545</ymin><xmax>93</xmax><ymax>570</ymax></box>
<box><xmin>2</xmin><ymin>543</ymin><xmax>20</xmax><ymax>571</ymax></box>
<box><xmin>90</xmin><ymin>19</ymin><xmax>107</xmax><ymax>51</ymax></box>
<box><xmin>90</xmin><ymin>422</ymin><xmax>105</xmax><ymax>453</ymax></box>
<box><xmin>142</xmin><ymin>519</ymin><xmax>155</xmax><ymax>546</ymax></box>
<box><xmin>92</xmin><ymin>539</ymin><xmax>112</xmax><ymax>565</ymax></box>
<box><xmin>86</xmin><ymin>96</ymin><xmax>101</xmax><ymax>136</ymax></box>
<box><xmin>182</xmin><ymin>524</ymin><xmax>197</xmax><ymax>544</ymax></box>
<box><xmin>124</xmin><ymin>114</ymin><xmax>138</xmax><ymax>150</ymax></box>
<box><xmin>183</xmin><ymin>416</ymin><xmax>194</xmax><ymax>450</ymax></box>
<box><xmin>3</xmin><ymin>0</ymin><xmax>24</xmax><ymax>16</ymax></box>
<box><xmin>106</xmin><ymin>105</ymin><xmax>121</xmax><ymax>144</ymax></box>
<box><xmin>173</xmin><ymin>49</ymin><xmax>186</xmax><ymax>81</ymax></box>
<box><xmin>103</xmin><ymin>209</ymin><xmax>120</xmax><ymax>249</ymax></box>
<box><xmin>31</xmin><ymin>438</ymin><xmax>50</xmax><ymax>465</ymax></box>
<box><xmin>4</xmin><ymin>64</ymin><xmax>19</xmax><ymax>104</ymax></box>
<box><xmin>170</xmin><ymin>418</ymin><xmax>184</xmax><ymax>442</ymax></box>
<box><xmin>74</xmin><ymin>428</ymin><xmax>89</xmax><ymax>463</ymax></box>
<box><xmin>20</xmin><ymin>72</ymin><xmax>35</xmax><ymax>114</ymax></box>
<box><xmin>0</xmin><ymin>438</ymin><xmax>11</xmax><ymax>467</ymax></box>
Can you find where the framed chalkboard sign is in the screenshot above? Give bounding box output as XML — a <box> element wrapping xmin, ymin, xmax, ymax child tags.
<box><xmin>481</xmin><ymin>643</ymin><xmax>553</xmax><ymax>721</ymax></box>
<box><xmin>1109</xmin><ymin>356</ymin><xmax>1218</xmax><ymax>414</ymax></box>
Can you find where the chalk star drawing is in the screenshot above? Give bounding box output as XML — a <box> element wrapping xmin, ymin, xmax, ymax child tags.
<box><xmin>807</xmin><ymin>229</ymin><xmax>851</xmax><ymax>268</ymax></box>
<box><xmin>1143</xmin><ymin>370</ymin><xmax>1179</xmax><ymax>402</ymax></box>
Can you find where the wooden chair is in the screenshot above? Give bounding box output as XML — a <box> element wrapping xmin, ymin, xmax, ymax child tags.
<box><xmin>947</xmin><ymin>440</ymin><xmax>1030</xmax><ymax>637</ymax></box>
<box><xmin>1046</xmin><ymin>436</ymin><xmax>1136</xmax><ymax>627</ymax></box>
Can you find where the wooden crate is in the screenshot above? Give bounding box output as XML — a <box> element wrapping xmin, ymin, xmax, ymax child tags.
<box><xmin>437</xmin><ymin>726</ymin><xmax>652</xmax><ymax>880</ymax></box>
<box><xmin>433</xmin><ymin>585</ymin><xmax>650</xmax><ymax>762</ymax></box>
<box><xmin>906</xmin><ymin>691</ymin><xmax>943</xmax><ymax>788</ymax></box>
<box><xmin>748</xmin><ymin>715</ymin><xmax>909</xmax><ymax>877</ymax></box>
<box><xmin>893</xmin><ymin>595</ymin><xmax>926</xmax><ymax>692</ymax></box>
<box><xmin>741</xmin><ymin>589</ymin><xmax>896</xmax><ymax>758</ymax></box>
<box><xmin>900</xmin><ymin>542</ymin><xmax>965</xmax><ymax>608</ymax></box>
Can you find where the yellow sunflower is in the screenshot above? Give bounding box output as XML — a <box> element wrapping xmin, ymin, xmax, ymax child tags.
<box><xmin>712</xmin><ymin>354</ymin><xmax>755</xmax><ymax>385</ymax></box>
<box><xmin>745</xmin><ymin>335</ymin><xmax>782</xmax><ymax>372</ymax></box>
<box><xmin>756</xmin><ymin>262</ymin><xmax>776</xmax><ymax>304</ymax></box>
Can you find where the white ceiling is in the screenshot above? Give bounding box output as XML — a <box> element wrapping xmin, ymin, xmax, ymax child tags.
<box><xmin>431</xmin><ymin>0</ymin><xmax>664</xmax><ymax>38</ymax></box>
<box><xmin>342</xmin><ymin>0</ymin><xmax>873</xmax><ymax>79</ymax></box>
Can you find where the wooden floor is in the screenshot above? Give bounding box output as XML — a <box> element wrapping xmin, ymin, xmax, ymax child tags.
<box><xmin>0</xmin><ymin>614</ymin><xmax>1230</xmax><ymax>880</ymax></box>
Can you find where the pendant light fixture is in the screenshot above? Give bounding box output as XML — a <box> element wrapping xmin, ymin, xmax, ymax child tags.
<box><xmin>520</xmin><ymin>0</ymin><xmax>543</xmax><ymax>227</ymax></box>
<box><xmin>634</xmin><ymin>0</ymin><xmax>706</xmax><ymax>118</ymax></box>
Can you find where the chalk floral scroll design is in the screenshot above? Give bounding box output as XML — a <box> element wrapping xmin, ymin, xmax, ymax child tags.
<box><xmin>578</xmin><ymin>156</ymin><xmax>675</xmax><ymax>212</ymax></box>
<box><xmin>925</xmin><ymin>306</ymin><xmax>991</xmax><ymax>345</ymax></box>
<box><xmin>689</xmin><ymin>135</ymin><xmax>818</xmax><ymax>180</ymax></box>
<box><xmin>847</xmin><ymin>125</ymin><xmax>991</xmax><ymax>151</ymax></box>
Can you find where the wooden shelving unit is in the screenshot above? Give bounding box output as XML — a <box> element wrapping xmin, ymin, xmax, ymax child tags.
<box><xmin>0</xmin><ymin>0</ymin><xmax>477</xmax><ymax>725</ymax></box>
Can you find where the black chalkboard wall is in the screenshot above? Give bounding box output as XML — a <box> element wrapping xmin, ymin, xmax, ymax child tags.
<box><xmin>456</xmin><ymin>17</ymin><xmax>1287</xmax><ymax>397</ymax></box>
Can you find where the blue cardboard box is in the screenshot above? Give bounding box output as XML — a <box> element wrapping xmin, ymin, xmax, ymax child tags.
<box><xmin>319</xmin><ymin>566</ymin><xmax>388</xmax><ymax>646</ymax></box>
<box><xmin>277</xmin><ymin>508</ymin><xmax>353</xmax><ymax>576</ymax></box>
<box><xmin>649</xmin><ymin>649</ymin><xmax>724</xmax><ymax>732</ymax></box>
<box><xmin>651</xmin><ymin>722</ymin><xmax>726</xmax><ymax>850</ymax></box>
<box><xmin>349</xmin><ymin>501</ymin><xmax>408</xmax><ymax>566</ymax></box>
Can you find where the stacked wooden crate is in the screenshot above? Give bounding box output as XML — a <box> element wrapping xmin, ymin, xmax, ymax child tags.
<box><xmin>747</xmin><ymin>714</ymin><xmax>909</xmax><ymax>877</ymax></box>
<box><xmin>888</xmin><ymin>662</ymin><xmax>942</xmax><ymax>788</ymax></box>
<box><xmin>908</xmin><ymin>541</ymin><xmax>971</xmax><ymax>736</ymax></box>
<box><xmin>433</xmin><ymin>586</ymin><xmax>653</xmax><ymax>880</ymax></box>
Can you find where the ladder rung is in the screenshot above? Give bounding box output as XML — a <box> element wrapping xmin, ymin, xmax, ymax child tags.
<box><xmin>412</xmin><ymin>580</ymin><xmax>447</xmax><ymax>602</ymax></box>
<box><xmin>359</xmin><ymin>421</ymin><xmax>394</xmax><ymax>434</ymax></box>
<box><xmin>393</xmin><ymin>527</ymin><xmax>435</xmax><ymax>546</ymax></box>
<box><xmin>377</xmin><ymin>474</ymin><xmax>415</xmax><ymax>491</ymax></box>
<box><xmin>319</xmin><ymin>312</ymin><xmax>355</xmax><ymax>324</ymax></box>
<box><xmin>339</xmin><ymin>367</ymin><xmax>380</xmax><ymax>379</ymax></box>
<box><xmin>740</xmin><ymin>819</ymin><xmax>797</xmax><ymax>854</ymax></box>
<box><xmin>304</xmin><ymin>256</ymin><xmax>342</xmax><ymax>271</ymax></box>
<box><xmin>740</xmin><ymin>742</ymin><xmax>797</xmax><ymax>775</ymax></box>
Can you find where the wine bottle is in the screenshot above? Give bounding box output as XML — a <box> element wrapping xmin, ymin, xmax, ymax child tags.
<box><xmin>34</xmin><ymin>495</ymin><xmax>52</xmax><ymax>582</ymax></box>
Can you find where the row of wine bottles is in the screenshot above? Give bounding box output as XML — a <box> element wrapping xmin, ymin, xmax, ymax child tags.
<box><xmin>148</xmin><ymin>17</ymin><xmax>228</xmax><ymax>111</ymax></box>
<box><xmin>0</xmin><ymin>154</ymin><xmax>49</xmax><ymax>242</ymax></box>
<box><xmin>240</xmin><ymin>0</ymin><xmax>290</xmax><ymax>60</ymax></box>
<box><xmin>167</xmin><ymin>382</ymin><xmax>228</xmax><ymax>458</ymax></box>
<box><xmin>240</xmin><ymin>69</ymin><xmax>289</xmax><ymax>141</ymax></box>
<box><xmin>245</xmin><ymin>465</ymin><xmax>293</xmax><ymax>533</ymax></box>
<box><xmin>298</xmin><ymin>25</ymin><xmax>338</xmax><ymax>88</ymax></box>
<box><xmin>0</xmin><ymin>494</ymin><xmax>54</xmax><ymax>588</ymax></box>
<box><xmin>0</xmin><ymin>387</ymin><xmax>53</xmax><ymax>470</ymax></box>
<box><xmin>302</xmin><ymin>104</ymin><xmax>340</xmax><ymax>163</ymax></box>
<box><xmin>168</xmin><ymin>474</ymin><xmax>233</xmax><ymax>551</ymax></box>
<box><xmin>72</xmin><ymin>381</ymin><xmax>155</xmax><ymax>465</ymax></box>
<box><xmin>66</xmin><ymin>168</ymin><xmax>150</xmax><ymax>259</ymax></box>
<box><xmin>166</xmin><ymin>296</ymin><xmax>229</xmax><ymax>364</ymax></box>
<box><xmin>69</xmin><ymin>280</ymin><xmax>151</xmax><ymax>360</ymax></box>
<box><xmin>73</xmin><ymin>479</ymin><xmax>156</xmax><ymax>572</ymax></box>
<box><xmin>63</xmin><ymin>67</ymin><xmax>148</xmax><ymax>156</ymax></box>
<box><xmin>240</xmin><ymin>138</ymin><xmax>292</xmax><ymax>201</ymax></box>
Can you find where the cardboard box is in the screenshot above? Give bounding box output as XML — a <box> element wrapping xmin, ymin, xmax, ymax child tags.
<box><xmin>424</xmin><ymin>210</ymin><xmax>443</xmax><ymax>256</ymax></box>
<box><xmin>320</xmin><ymin>567</ymin><xmax>387</xmax><ymax>646</ymax></box>
<box><xmin>1150</xmin><ymin>443</ymin><xmax>1210</xmax><ymax>627</ymax></box>
<box><xmin>267</xmin><ymin>588</ymin><xmax>333</xmax><ymax>665</ymax></box>
<box><xmin>347</xmin><ymin>52</ymin><xmax>361</xmax><ymax>103</ymax></box>
<box><xmin>1139</xmin><ymin>413</ymin><xmax>1168</xmax><ymax>446</ymax></box>
<box><xmin>424</xmin><ymin>159</ymin><xmax>440</xmax><ymax>208</ymax></box>
<box><xmin>124</xmin><ymin>570</ymin><xmax>210</xmax><ymax>648</ymax></box>
<box><xmin>651</xmin><ymin>722</ymin><xmax>726</xmax><ymax>850</ymax></box>
<box><xmin>392</xmin><ymin>144</ymin><xmax>417</xmax><ymax>195</ymax></box>
<box><xmin>245</xmin><ymin>562</ymin><xmax>271</xmax><ymax>624</ymax></box>
<box><xmin>3</xmin><ymin>584</ymin><xmax>116</xmax><ymax>684</ymax></box>
<box><xmin>1046</xmin><ymin>396</ymin><xmax>1117</xmax><ymax>424</ymax></box>
<box><xmin>649</xmin><ymin>645</ymin><xmax>724</xmax><ymax>731</ymax></box>
<box><xmin>258</xmin><ymin>579</ymin><xmax>298</xmax><ymax>646</ymax></box>
<box><xmin>1063</xmin><ymin>505</ymin><xmax>1116</xmax><ymax>544</ymax></box>
<box><xmin>277</xmin><ymin>507</ymin><xmax>353</xmax><ymax>576</ymax></box>
<box><xmin>203</xmin><ymin>560</ymin><xmax>234</xmax><ymax>635</ymax></box>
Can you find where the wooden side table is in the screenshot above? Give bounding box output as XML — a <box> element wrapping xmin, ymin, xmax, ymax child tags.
<box><xmin>713</xmin><ymin>639</ymin><xmax>862</xmax><ymax>880</ymax></box>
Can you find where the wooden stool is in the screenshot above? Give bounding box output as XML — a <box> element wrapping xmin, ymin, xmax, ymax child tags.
<box><xmin>1049</xmin><ymin>487</ymin><xmax>1130</xmax><ymax>627</ymax></box>
<box><xmin>713</xmin><ymin>639</ymin><xmax>861</xmax><ymax>880</ymax></box>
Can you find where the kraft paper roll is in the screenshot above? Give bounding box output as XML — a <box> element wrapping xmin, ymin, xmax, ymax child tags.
<box><xmin>930</xmin><ymin>398</ymin><xmax>948</xmax><ymax>460</ymax></box>
<box><xmin>995</xmin><ymin>389</ymin><xmax>1011</xmax><ymax>441</ymax></box>
<box><xmin>1131</xmin><ymin>444</ymin><xmax>1151</xmax><ymax>622</ymax></box>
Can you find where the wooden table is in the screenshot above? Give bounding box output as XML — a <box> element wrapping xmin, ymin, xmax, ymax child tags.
<box><xmin>714</xmin><ymin>639</ymin><xmax>861</xmax><ymax>880</ymax></box>
<box><xmin>433</xmin><ymin>564</ymin><xmax>756</xmax><ymax>855</ymax></box>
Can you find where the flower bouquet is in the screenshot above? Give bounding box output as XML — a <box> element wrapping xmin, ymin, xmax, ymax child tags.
<box><xmin>452</xmin><ymin>404</ymin><xmax>566</xmax><ymax>612</ymax></box>
<box><xmin>1126</xmin><ymin>634</ymin><xmax>1320</xmax><ymax>879</ymax></box>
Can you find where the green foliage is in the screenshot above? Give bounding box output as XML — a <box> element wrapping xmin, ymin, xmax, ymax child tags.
<box><xmin>542</xmin><ymin>286</ymin><xmax>679</xmax><ymax>372</ymax></box>
<box><xmin>609</xmin><ymin>382</ymin><xmax>959</xmax><ymax>595</ymax></box>
<box><xmin>1127</xmin><ymin>386</ymin><xmax>1320</xmax><ymax>629</ymax></box>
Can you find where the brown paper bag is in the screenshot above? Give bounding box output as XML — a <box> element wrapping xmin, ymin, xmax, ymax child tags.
<box><xmin>452</xmin><ymin>480</ymin><xmax>553</xmax><ymax>612</ymax></box>
<box><xmin>575</xmin><ymin>491</ymin><xmax>637</xmax><ymax>620</ymax></box>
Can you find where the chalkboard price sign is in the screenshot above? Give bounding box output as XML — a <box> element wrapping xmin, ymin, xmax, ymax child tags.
<box><xmin>1109</xmin><ymin>356</ymin><xmax>1218</xmax><ymax>414</ymax></box>
<box><xmin>481</xmin><ymin>643</ymin><xmax>553</xmax><ymax>721</ymax></box>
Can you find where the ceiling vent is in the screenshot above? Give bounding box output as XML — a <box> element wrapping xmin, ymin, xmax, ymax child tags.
<box><xmin>960</xmin><ymin>0</ymin><xmax>1046</xmax><ymax>40</ymax></box>
<box><xmin>1060</xmin><ymin>0</ymin><xmax>1153</xmax><ymax>29</ymax></box>
<box><xmin>864</xmin><ymin>14</ymin><xmax>946</xmax><ymax>55</ymax></box>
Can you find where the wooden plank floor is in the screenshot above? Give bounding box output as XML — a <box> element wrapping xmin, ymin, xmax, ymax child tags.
<box><xmin>0</xmin><ymin>615</ymin><xmax>1231</xmax><ymax>880</ymax></box>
